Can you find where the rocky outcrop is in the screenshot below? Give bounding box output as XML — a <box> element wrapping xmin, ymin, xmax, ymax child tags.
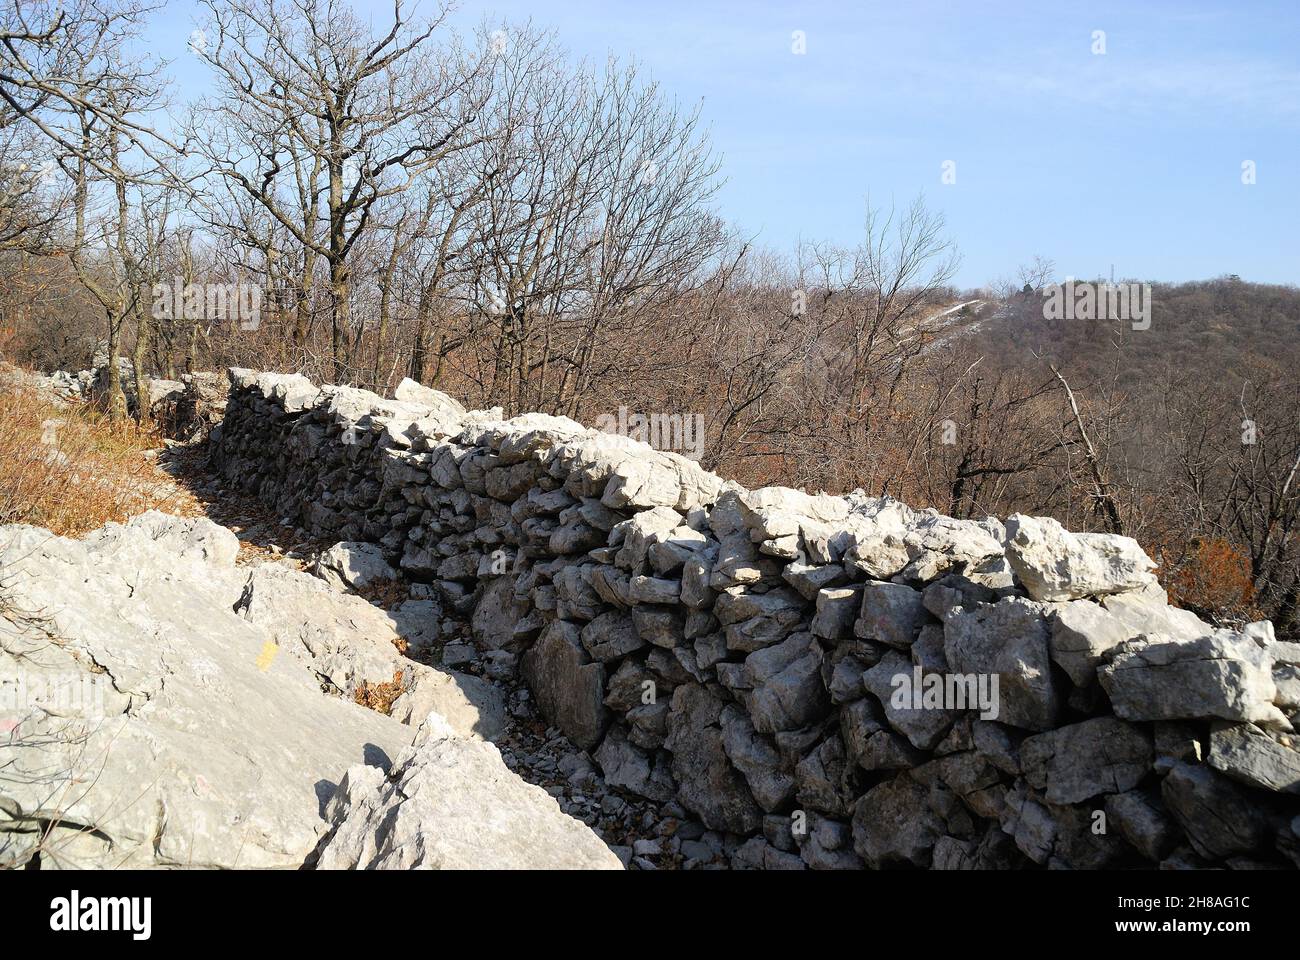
<box><xmin>311</xmin><ymin>721</ymin><xmax>622</xmax><ymax>870</ymax></box>
<box><xmin>312</xmin><ymin>540</ymin><xmax>399</xmax><ymax>590</ymax></box>
<box><xmin>204</xmin><ymin>368</ymin><xmax>1300</xmax><ymax>870</ymax></box>
<box><xmin>0</xmin><ymin>513</ymin><xmax>608</xmax><ymax>869</ymax></box>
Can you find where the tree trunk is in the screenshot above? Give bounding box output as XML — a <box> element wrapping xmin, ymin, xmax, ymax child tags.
<box><xmin>104</xmin><ymin>316</ymin><xmax>128</xmax><ymax>421</ymax></box>
<box><xmin>329</xmin><ymin>257</ymin><xmax>349</xmax><ymax>383</ymax></box>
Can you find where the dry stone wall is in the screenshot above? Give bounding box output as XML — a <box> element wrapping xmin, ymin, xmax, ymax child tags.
<box><xmin>211</xmin><ymin>368</ymin><xmax>1300</xmax><ymax>870</ymax></box>
<box><xmin>12</xmin><ymin>361</ymin><xmax>228</xmax><ymax>439</ymax></box>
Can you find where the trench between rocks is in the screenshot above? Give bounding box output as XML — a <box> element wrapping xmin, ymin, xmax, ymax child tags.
<box><xmin>164</xmin><ymin>453</ymin><xmax>696</xmax><ymax>868</ymax></box>
<box><xmin>197</xmin><ymin>371</ymin><xmax>827</xmax><ymax>869</ymax></box>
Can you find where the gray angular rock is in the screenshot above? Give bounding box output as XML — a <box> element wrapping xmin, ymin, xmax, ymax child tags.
<box><xmin>1161</xmin><ymin>762</ymin><xmax>1268</xmax><ymax>860</ymax></box>
<box><xmin>663</xmin><ymin>684</ymin><xmax>762</xmax><ymax>833</ymax></box>
<box><xmin>392</xmin><ymin>377</ymin><xmax>467</xmax><ymax>418</ymax></box>
<box><xmin>842</xmin><ymin>532</ymin><xmax>912</xmax><ymax>580</ymax></box>
<box><xmin>629</xmin><ymin>574</ymin><xmax>681</xmax><ymax>605</ymax></box>
<box><xmin>1099</xmin><ymin>632</ymin><xmax>1289</xmax><ymax>727</ymax></box>
<box><xmin>798</xmin><ymin>814</ymin><xmax>863</xmax><ymax>870</ymax></box>
<box><xmin>520</xmin><ymin>621</ymin><xmax>608</xmax><ymax>750</ymax></box>
<box><xmin>1019</xmin><ymin>717</ymin><xmax>1152</xmax><ymax>804</ymax></box>
<box><xmin>1100</xmin><ymin>587</ymin><xmax>1212</xmax><ymax>642</ymax></box>
<box><xmin>854</xmin><ymin>581</ymin><xmax>927</xmax><ymax>648</ymax></box>
<box><xmin>259</xmin><ymin>370</ymin><xmax>321</xmax><ymax>413</ymax></box>
<box><xmin>580</xmin><ymin>611</ymin><xmax>646</xmax><ymax>662</ymax></box>
<box><xmin>731</xmin><ymin>836</ymin><xmax>806</xmax><ymax>870</ymax></box>
<box><xmin>1049</xmin><ymin>599</ymin><xmax>1134</xmax><ymax>687</ymax></box>
<box><xmin>626</xmin><ymin>700</ymin><xmax>670</xmax><ymax>749</ymax></box>
<box><xmin>851</xmin><ymin>774</ymin><xmax>944</xmax><ymax>868</ymax></box>
<box><xmin>631</xmin><ymin>605</ymin><xmax>685</xmax><ymax>648</ymax></box>
<box><xmin>594</xmin><ymin>725</ymin><xmax>675</xmax><ymax>801</ymax></box>
<box><xmin>998</xmin><ymin>782</ymin><xmax>1058</xmax><ymax>865</ymax></box>
<box><xmin>911</xmin><ymin>751</ymin><xmax>1004</xmax><ymax>802</ymax></box>
<box><xmin>710</xmin><ymin>530</ymin><xmax>770</xmax><ymax>587</ymax></box>
<box><xmin>549</xmin><ymin>520</ymin><xmax>605</xmax><ymax>554</ymax></box>
<box><xmin>811</xmin><ymin>586</ymin><xmax>861</xmax><ymax>640</ymax></box>
<box><xmin>613</xmin><ymin>505</ymin><xmax>683</xmax><ymax>571</ymax></box>
<box><xmin>588</xmin><ymin>563</ymin><xmax>633</xmax><ymax>608</ymax></box>
<box><xmin>827</xmin><ymin>652</ymin><xmax>870</xmax><ymax>703</ymax></box>
<box><xmin>922</xmin><ymin>582</ymin><xmax>967</xmax><ymax>621</ymax></box>
<box><xmin>693</xmin><ymin>632</ymin><xmax>728</xmax><ymax>670</ymax></box>
<box><xmin>551</xmin><ymin>563</ymin><xmax>604</xmax><ymax>621</ymax></box>
<box><xmin>603</xmin><ymin>658</ymin><xmax>658</xmax><ymax>711</ymax></box>
<box><xmin>944</xmin><ymin>597</ymin><xmax>1059</xmax><ymax>731</ymax></box>
<box><xmin>1041</xmin><ymin>800</ymin><xmax>1130</xmax><ymax>869</ymax></box>
<box><xmin>734</xmin><ymin>486</ymin><xmax>850</xmax><ymax>539</ymax></box>
<box><xmin>601</xmin><ymin>448</ymin><xmax>723</xmax><ymax>513</ymax></box>
<box><xmin>911</xmin><ymin>623</ymin><xmax>948</xmax><ymax>673</ymax></box>
<box><xmin>647</xmin><ymin>525</ymin><xmax>709</xmax><ymax>574</ymax></box>
<box><xmin>794</xmin><ymin>733</ymin><xmax>857</xmax><ymax>816</ymax></box>
<box><xmin>680</xmin><ymin>554</ymin><xmax>716</xmax><ymax>609</ymax></box>
<box><xmin>783</xmin><ymin>560</ymin><xmax>847</xmax><ymax>602</ymax></box>
<box><xmin>1207</xmin><ymin>722</ymin><xmax>1300</xmax><ymax>795</ymax></box>
<box><xmin>862</xmin><ymin>650</ymin><xmax>958</xmax><ymax>750</ymax></box>
<box><xmin>992</xmin><ymin>782</ymin><xmax>1128</xmax><ymax>868</ymax></box>
<box><xmin>647</xmin><ymin>647</ymin><xmax>693</xmax><ymax>686</ymax></box>
<box><xmin>714</xmin><ymin>586</ymin><xmax>806</xmax><ymax>653</ymax></box>
<box><xmin>1104</xmin><ymin>790</ymin><xmax>1178</xmax><ymax>862</ymax></box>
<box><xmin>1151</xmin><ymin>722</ymin><xmax>1201</xmax><ymax>777</ymax></box>
<box><xmin>972</xmin><ymin>721</ymin><xmax>1021</xmax><ymax>775</ymax></box>
<box><xmin>719</xmin><ymin>705</ymin><xmax>796</xmax><ymax>811</ymax></box>
<box><xmin>840</xmin><ymin>697</ymin><xmax>924</xmax><ymax>771</ymax></box>
<box><xmin>471</xmin><ymin>576</ymin><xmax>531</xmax><ymax>652</ymax></box>
<box><xmin>732</xmin><ymin>633</ymin><xmax>829</xmax><ymax>734</ymax></box>
<box><xmin>1274</xmin><ymin>663</ymin><xmax>1300</xmax><ymax>714</ymax></box>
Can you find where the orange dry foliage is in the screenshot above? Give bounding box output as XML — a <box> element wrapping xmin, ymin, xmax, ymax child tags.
<box><xmin>0</xmin><ymin>385</ymin><xmax>184</xmax><ymax>536</ymax></box>
<box><xmin>355</xmin><ymin>576</ymin><xmax>408</xmax><ymax>611</ymax></box>
<box><xmin>1164</xmin><ymin>538</ymin><xmax>1260</xmax><ymax>622</ymax></box>
<box><xmin>353</xmin><ymin>670</ymin><xmax>405</xmax><ymax>715</ymax></box>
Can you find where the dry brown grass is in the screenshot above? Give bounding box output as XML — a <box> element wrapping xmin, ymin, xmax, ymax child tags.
<box><xmin>0</xmin><ymin>384</ymin><xmax>186</xmax><ymax>536</ymax></box>
<box><xmin>353</xmin><ymin>669</ymin><xmax>406</xmax><ymax>715</ymax></box>
<box><xmin>354</xmin><ymin>576</ymin><xmax>408</xmax><ymax>611</ymax></box>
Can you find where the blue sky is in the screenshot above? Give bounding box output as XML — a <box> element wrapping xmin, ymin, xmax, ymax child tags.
<box><xmin>146</xmin><ymin>0</ymin><xmax>1300</xmax><ymax>289</ymax></box>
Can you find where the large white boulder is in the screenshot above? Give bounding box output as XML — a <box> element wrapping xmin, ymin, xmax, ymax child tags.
<box><xmin>0</xmin><ymin>513</ymin><xmax>564</xmax><ymax>868</ymax></box>
<box><xmin>0</xmin><ymin>516</ymin><xmax>411</xmax><ymax>868</ymax></box>
<box><xmin>312</xmin><ymin>723</ymin><xmax>623</xmax><ymax>870</ymax></box>
<box><xmin>1005</xmin><ymin>514</ymin><xmax>1158</xmax><ymax>602</ymax></box>
<box><xmin>311</xmin><ymin>540</ymin><xmax>398</xmax><ymax>591</ymax></box>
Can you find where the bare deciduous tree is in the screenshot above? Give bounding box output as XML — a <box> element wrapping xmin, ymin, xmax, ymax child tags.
<box><xmin>191</xmin><ymin>0</ymin><xmax>489</xmax><ymax>381</ymax></box>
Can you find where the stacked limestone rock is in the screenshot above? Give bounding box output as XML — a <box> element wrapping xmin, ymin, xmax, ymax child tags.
<box><xmin>35</xmin><ymin>357</ymin><xmax>173</xmax><ymax>414</ymax></box>
<box><xmin>211</xmin><ymin>368</ymin><xmax>1300</xmax><ymax>870</ymax></box>
<box><xmin>12</xmin><ymin>361</ymin><xmax>226</xmax><ymax>438</ymax></box>
<box><xmin>156</xmin><ymin>371</ymin><xmax>228</xmax><ymax>439</ymax></box>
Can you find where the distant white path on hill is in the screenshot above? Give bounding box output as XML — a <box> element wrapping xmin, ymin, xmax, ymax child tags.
<box><xmin>927</xmin><ymin>299</ymin><xmax>984</xmax><ymax>323</ymax></box>
<box><xmin>913</xmin><ymin>298</ymin><xmax>999</xmax><ymax>356</ymax></box>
